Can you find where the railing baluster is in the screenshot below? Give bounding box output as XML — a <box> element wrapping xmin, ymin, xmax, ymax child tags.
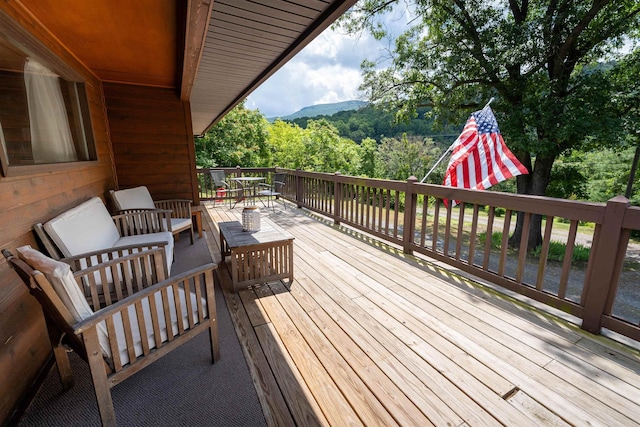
<box><xmin>420</xmin><ymin>196</ymin><xmax>428</xmax><ymax>247</ymax></box>
<box><xmin>455</xmin><ymin>202</ymin><xmax>465</xmax><ymax>260</ymax></box>
<box><xmin>393</xmin><ymin>191</ymin><xmax>400</xmax><ymax>238</ymax></box>
<box><xmin>468</xmin><ymin>204</ymin><xmax>479</xmax><ymax>266</ymax></box>
<box><xmin>483</xmin><ymin>206</ymin><xmax>495</xmax><ymax>270</ymax></box>
<box><xmin>385</xmin><ymin>189</ymin><xmax>391</xmax><ymax>236</ymax></box>
<box><xmin>498</xmin><ymin>209</ymin><xmax>512</xmax><ymax>277</ymax></box>
<box><xmin>558</xmin><ymin>220</ymin><xmax>578</xmax><ymax>299</ymax></box>
<box><xmin>516</xmin><ymin>212</ymin><xmax>531</xmax><ymax>284</ymax></box>
<box><xmin>432</xmin><ymin>200</ymin><xmax>440</xmax><ymax>252</ymax></box>
<box><xmin>536</xmin><ymin>216</ymin><xmax>554</xmax><ymax>290</ymax></box>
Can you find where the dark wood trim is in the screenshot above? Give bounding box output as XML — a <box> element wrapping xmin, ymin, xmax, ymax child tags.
<box><xmin>180</xmin><ymin>0</ymin><xmax>214</xmax><ymax>101</ymax></box>
<box><xmin>183</xmin><ymin>101</ymin><xmax>200</xmax><ymax>205</ymax></box>
<box><xmin>0</xmin><ymin>161</ymin><xmax>100</xmax><ymax>178</ymax></box>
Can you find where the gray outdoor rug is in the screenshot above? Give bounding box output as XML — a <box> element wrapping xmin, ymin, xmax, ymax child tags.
<box><xmin>18</xmin><ymin>233</ymin><xmax>267</xmax><ymax>427</ymax></box>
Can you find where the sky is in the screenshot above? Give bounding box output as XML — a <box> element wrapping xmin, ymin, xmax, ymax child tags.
<box><xmin>245</xmin><ymin>7</ymin><xmax>413</xmax><ymax>119</ymax></box>
<box><xmin>245</xmin><ymin>27</ymin><xmax>385</xmax><ymax>118</ymax></box>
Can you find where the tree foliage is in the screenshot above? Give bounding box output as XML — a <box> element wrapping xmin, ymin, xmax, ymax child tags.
<box><xmin>194</xmin><ymin>101</ymin><xmax>270</xmax><ymax>168</ymax></box>
<box><xmin>288</xmin><ymin>105</ymin><xmax>457</xmax><ymax>145</ymax></box>
<box><xmin>268</xmin><ymin>118</ymin><xmax>362</xmax><ymax>175</ymax></box>
<box><xmin>337</xmin><ymin>0</ymin><xmax>640</xmax><ymax>248</ymax></box>
<box><xmin>377</xmin><ymin>134</ymin><xmax>440</xmax><ymax>181</ymax></box>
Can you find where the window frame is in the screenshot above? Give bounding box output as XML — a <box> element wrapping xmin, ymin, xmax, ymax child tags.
<box><xmin>0</xmin><ymin>10</ymin><xmax>98</xmax><ymax>177</ymax></box>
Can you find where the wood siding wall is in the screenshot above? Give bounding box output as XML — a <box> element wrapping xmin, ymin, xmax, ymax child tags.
<box><xmin>104</xmin><ymin>83</ymin><xmax>199</xmax><ymax>204</ymax></box>
<box><xmin>0</xmin><ymin>3</ymin><xmax>115</xmax><ymax>423</ymax></box>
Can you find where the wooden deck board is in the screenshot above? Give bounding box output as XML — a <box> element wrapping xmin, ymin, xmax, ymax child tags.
<box><xmin>203</xmin><ymin>203</ymin><xmax>640</xmax><ymax>427</ymax></box>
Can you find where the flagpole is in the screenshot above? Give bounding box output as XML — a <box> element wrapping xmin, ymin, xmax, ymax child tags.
<box><xmin>419</xmin><ymin>97</ymin><xmax>495</xmax><ymax>184</ymax></box>
<box><xmin>420</xmin><ymin>144</ymin><xmax>454</xmax><ymax>183</ymax></box>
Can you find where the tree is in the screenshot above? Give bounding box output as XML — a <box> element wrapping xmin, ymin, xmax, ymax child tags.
<box><xmin>377</xmin><ymin>134</ymin><xmax>437</xmax><ymax>181</ymax></box>
<box><xmin>268</xmin><ymin>119</ymin><xmax>307</xmax><ymax>169</ymax></box>
<box><xmin>268</xmin><ymin>118</ymin><xmax>362</xmax><ymax>175</ymax></box>
<box><xmin>359</xmin><ymin>137</ymin><xmax>378</xmax><ymax>177</ymax></box>
<box><xmin>194</xmin><ymin>101</ymin><xmax>270</xmax><ymax>168</ymax></box>
<box><xmin>338</xmin><ymin>1</ymin><xmax>640</xmax><ymax>248</ymax></box>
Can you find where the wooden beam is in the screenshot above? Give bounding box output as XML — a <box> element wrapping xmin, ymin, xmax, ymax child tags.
<box><xmin>180</xmin><ymin>0</ymin><xmax>214</xmax><ymax>101</ymax></box>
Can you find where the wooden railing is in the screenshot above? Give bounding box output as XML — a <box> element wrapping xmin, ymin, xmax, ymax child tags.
<box><xmin>197</xmin><ymin>167</ymin><xmax>640</xmax><ymax>342</ymax></box>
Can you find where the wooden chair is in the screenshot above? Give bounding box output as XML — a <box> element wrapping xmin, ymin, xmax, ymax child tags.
<box><xmin>3</xmin><ymin>246</ymin><xmax>219</xmax><ymax>427</ymax></box>
<box><xmin>34</xmin><ymin>196</ymin><xmax>175</xmax><ymax>276</ymax></box>
<box><xmin>110</xmin><ymin>186</ymin><xmax>194</xmax><ymax>244</ymax></box>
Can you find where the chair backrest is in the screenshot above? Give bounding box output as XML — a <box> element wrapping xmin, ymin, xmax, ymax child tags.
<box><xmin>274</xmin><ymin>173</ymin><xmax>287</xmax><ymax>192</ymax></box>
<box><xmin>43</xmin><ymin>197</ymin><xmax>121</xmax><ymax>257</ymax></box>
<box><xmin>110</xmin><ymin>186</ymin><xmax>156</xmax><ymax>211</ymax></box>
<box><xmin>210</xmin><ymin>170</ymin><xmax>227</xmax><ymax>187</ymax></box>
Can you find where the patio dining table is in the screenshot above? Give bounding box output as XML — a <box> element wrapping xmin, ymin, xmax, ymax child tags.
<box><xmin>231</xmin><ymin>176</ymin><xmax>266</xmax><ymax>207</ymax></box>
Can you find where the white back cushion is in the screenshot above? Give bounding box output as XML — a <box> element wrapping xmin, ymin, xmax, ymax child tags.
<box><xmin>44</xmin><ymin>197</ymin><xmax>120</xmax><ymax>257</ymax></box>
<box><xmin>111</xmin><ymin>186</ymin><xmax>155</xmax><ymax>210</ymax></box>
<box><xmin>17</xmin><ymin>245</ymin><xmax>94</xmax><ymax>323</ymax></box>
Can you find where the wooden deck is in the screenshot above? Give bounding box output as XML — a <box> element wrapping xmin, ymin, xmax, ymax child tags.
<box><xmin>202</xmin><ymin>201</ymin><xmax>640</xmax><ymax>427</ymax></box>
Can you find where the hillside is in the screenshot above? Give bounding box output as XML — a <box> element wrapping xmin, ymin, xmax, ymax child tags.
<box><xmin>268</xmin><ymin>100</ymin><xmax>368</xmax><ymax>121</ymax></box>
<box><xmin>288</xmin><ymin>104</ymin><xmax>462</xmax><ymax>147</ymax></box>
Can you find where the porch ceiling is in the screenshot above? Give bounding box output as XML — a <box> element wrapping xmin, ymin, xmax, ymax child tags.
<box><xmin>190</xmin><ymin>0</ymin><xmax>359</xmax><ymax>135</ymax></box>
<box><xmin>19</xmin><ymin>0</ymin><xmax>358</xmax><ymax>136</ymax></box>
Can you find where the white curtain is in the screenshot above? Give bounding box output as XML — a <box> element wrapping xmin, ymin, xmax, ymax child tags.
<box><xmin>24</xmin><ymin>58</ymin><xmax>76</xmax><ymax>163</ymax></box>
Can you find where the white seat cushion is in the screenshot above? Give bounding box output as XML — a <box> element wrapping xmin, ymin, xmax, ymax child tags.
<box><xmin>170</xmin><ymin>217</ymin><xmax>192</xmax><ymax>232</ymax></box>
<box><xmin>98</xmin><ymin>287</ymin><xmax>205</xmax><ymax>365</ymax></box>
<box><xmin>44</xmin><ymin>197</ymin><xmax>120</xmax><ymax>257</ymax></box>
<box><xmin>111</xmin><ymin>186</ymin><xmax>155</xmax><ymax>211</ymax></box>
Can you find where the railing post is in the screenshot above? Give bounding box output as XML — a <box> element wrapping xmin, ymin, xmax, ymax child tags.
<box><xmin>334</xmin><ymin>172</ymin><xmax>342</xmax><ymax>225</ymax></box>
<box><xmin>581</xmin><ymin>195</ymin><xmax>630</xmax><ymax>334</ymax></box>
<box><xmin>402</xmin><ymin>176</ymin><xmax>418</xmax><ymax>254</ymax></box>
<box><xmin>295</xmin><ymin>168</ymin><xmax>303</xmax><ymax>208</ymax></box>
<box><xmin>235</xmin><ymin>165</ymin><xmax>242</xmax><ymax>178</ymax></box>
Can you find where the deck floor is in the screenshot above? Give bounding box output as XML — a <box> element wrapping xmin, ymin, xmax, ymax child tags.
<box><xmin>203</xmin><ymin>201</ymin><xmax>640</xmax><ymax>427</ymax></box>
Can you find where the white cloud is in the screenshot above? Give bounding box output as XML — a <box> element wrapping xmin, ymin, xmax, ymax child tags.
<box><xmin>246</xmin><ymin>25</ymin><xmax>389</xmax><ymax>118</ymax></box>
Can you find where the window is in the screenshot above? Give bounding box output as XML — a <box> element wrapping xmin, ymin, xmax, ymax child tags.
<box><xmin>0</xmin><ymin>30</ymin><xmax>96</xmax><ymax>176</ymax></box>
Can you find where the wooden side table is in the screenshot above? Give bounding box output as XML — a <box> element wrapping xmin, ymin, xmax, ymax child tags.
<box><xmin>219</xmin><ymin>220</ymin><xmax>294</xmax><ymax>292</ymax></box>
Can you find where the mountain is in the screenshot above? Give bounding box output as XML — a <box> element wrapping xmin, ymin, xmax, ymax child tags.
<box><xmin>268</xmin><ymin>100</ymin><xmax>368</xmax><ymax>122</ymax></box>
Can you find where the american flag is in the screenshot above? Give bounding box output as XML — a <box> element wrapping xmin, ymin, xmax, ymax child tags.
<box><xmin>442</xmin><ymin>106</ymin><xmax>528</xmax><ymax>202</ymax></box>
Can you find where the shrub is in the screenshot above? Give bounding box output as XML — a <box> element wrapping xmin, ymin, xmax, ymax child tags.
<box><xmin>478</xmin><ymin>231</ymin><xmax>503</xmax><ymax>250</ymax></box>
<box><xmin>531</xmin><ymin>241</ymin><xmax>591</xmax><ymax>263</ymax></box>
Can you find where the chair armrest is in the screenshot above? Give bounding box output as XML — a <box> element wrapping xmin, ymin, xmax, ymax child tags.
<box><xmin>61</xmin><ymin>242</ymin><xmax>168</xmax><ymax>273</ymax></box>
<box><xmin>154</xmin><ymin>199</ymin><xmax>192</xmax><ymax>218</ymax></box>
<box><xmin>111</xmin><ymin>209</ymin><xmax>172</xmax><ymax>235</ymax></box>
